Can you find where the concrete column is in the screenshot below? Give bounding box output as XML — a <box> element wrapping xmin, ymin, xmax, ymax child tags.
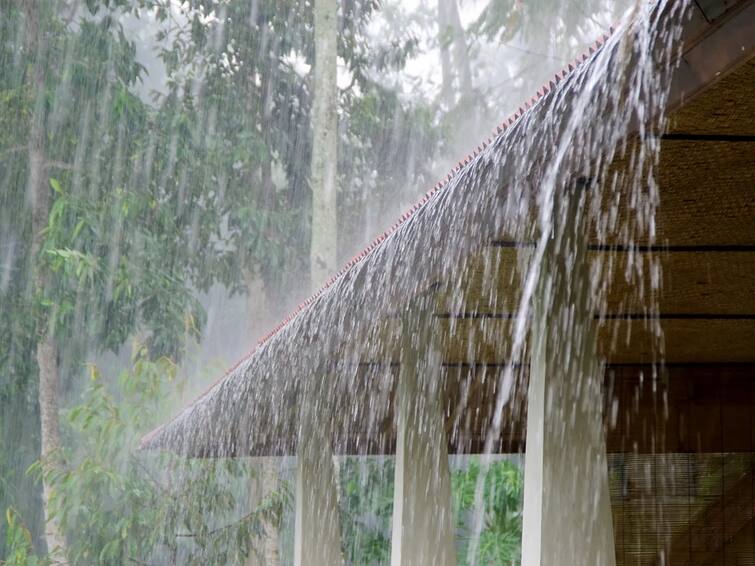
<box><xmin>521</xmin><ymin>186</ymin><xmax>615</xmax><ymax>566</ymax></box>
<box><xmin>390</xmin><ymin>313</ymin><xmax>457</xmax><ymax>566</ymax></box>
<box><xmin>294</xmin><ymin>377</ymin><xmax>342</xmax><ymax>566</ymax></box>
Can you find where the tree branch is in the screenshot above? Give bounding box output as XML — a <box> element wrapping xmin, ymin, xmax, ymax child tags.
<box><xmin>174</xmin><ymin>496</ymin><xmax>280</xmax><ymax>540</ymax></box>
<box><xmin>45</xmin><ymin>160</ymin><xmax>76</xmax><ymax>171</ymax></box>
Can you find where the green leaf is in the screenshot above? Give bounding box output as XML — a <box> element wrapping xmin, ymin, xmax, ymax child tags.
<box><xmin>50</xmin><ymin>177</ymin><xmax>63</xmax><ymax>194</ymax></box>
<box><xmin>73</xmin><ymin>219</ymin><xmax>86</xmax><ymax>239</ymax></box>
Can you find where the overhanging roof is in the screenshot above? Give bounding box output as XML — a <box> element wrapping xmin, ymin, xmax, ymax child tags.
<box><xmin>141</xmin><ymin>0</ymin><xmax>755</xmax><ymax>458</ymax></box>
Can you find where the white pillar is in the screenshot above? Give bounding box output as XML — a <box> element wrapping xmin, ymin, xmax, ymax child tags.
<box><xmin>390</xmin><ymin>313</ymin><xmax>457</xmax><ymax>566</ymax></box>
<box><xmin>521</xmin><ymin>187</ymin><xmax>615</xmax><ymax>566</ymax></box>
<box><xmin>294</xmin><ymin>379</ymin><xmax>342</xmax><ymax>566</ymax></box>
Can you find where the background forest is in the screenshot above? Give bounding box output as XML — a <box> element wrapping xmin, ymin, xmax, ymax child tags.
<box><xmin>0</xmin><ymin>0</ymin><xmax>626</xmax><ymax>563</ymax></box>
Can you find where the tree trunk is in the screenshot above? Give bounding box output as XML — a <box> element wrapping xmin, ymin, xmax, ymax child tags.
<box><xmin>243</xmin><ymin>274</ymin><xmax>280</xmax><ymax>565</ymax></box>
<box><xmin>299</xmin><ymin>5</ymin><xmax>342</xmax><ymax>562</ymax></box>
<box><xmin>437</xmin><ymin>0</ymin><xmax>473</xmax><ymax>106</ymax></box>
<box><xmin>438</xmin><ymin>0</ymin><xmax>455</xmax><ymax>106</ymax></box>
<box><xmin>23</xmin><ymin>1</ymin><xmax>68</xmax><ymax>561</ymax></box>
<box><xmin>36</xmin><ymin>331</ymin><xmax>66</xmax><ymax>560</ymax></box>
<box><xmin>309</xmin><ymin>0</ymin><xmax>338</xmax><ymax>290</ymax></box>
<box><xmin>242</xmin><ymin>21</ymin><xmax>283</xmax><ymax>563</ymax></box>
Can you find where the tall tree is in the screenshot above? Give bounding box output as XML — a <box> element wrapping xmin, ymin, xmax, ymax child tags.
<box><xmin>436</xmin><ymin>0</ymin><xmax>489</xmax><ymax>165</ymax></box>
<box><xmin>437</xmin><ymin>0</ymin><xmax>472</xmax><ymax>108</ymax></box>
<box><xmin>20</xmin><ymin>0</ymin><xmax>67</xmax><ymax>558</ymax></box>
<box><xmin>1</xmin><ymin>0</ymin><xmax>211</xmax><ymax>555</ymax></box>
<box><xmin>310</xmin><ymin>0</ymin><xmax>339</xmax><ymax>289</ymax></box>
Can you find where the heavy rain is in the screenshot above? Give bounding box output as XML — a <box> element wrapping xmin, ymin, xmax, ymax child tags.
<box><xmin>1</xmin><ymin>0</ymin><xmax>754</xmax><ymax>565</ymax></box>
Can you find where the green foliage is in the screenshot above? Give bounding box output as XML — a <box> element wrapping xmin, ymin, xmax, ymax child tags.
<box><xmin>453</xmin><ymin>458</ymin><xmax>524</xmax><ymax>565</ymax></box>
<box><xmin>38</xmin><ymin>172</ymin><xmax>206</xmax><ymax>357</ymax></box>
<box><xmin>339</xmin><ymin>458</ymin><xmax>394</xmax><ymax>564</ymax></box>
<box><xmin>337</xmin><ymin>456</ymin><xmax>523</xmax><ymax>565</ymax></box>
<box><xmin>24</xmin><ymin>343</ymin><xmax>289</xmax><ymax>565</ymax></box>
<box><xmin>1</xmin><ymin>508</ymin><xmax>48</xmax><ymax>566</ymax></box>
<box><xmin>472</xmin><ymin>0</ymin><xmax>612</xmax><ymax>47</ymax></box>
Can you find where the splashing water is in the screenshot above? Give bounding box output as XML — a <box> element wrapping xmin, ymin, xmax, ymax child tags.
<box><xmin>136</xmin><ymin>1</ymin><xmax>698</xmax><ymax>563</ymax></box>
<box><xmin>2</xmin><ymin>0</ymin><xmax>725</xmax><ymax>562</ymax></box>
<box><xmin>465</xmin><ymin>1</ymin><xmax>689</xmax><ymax>560</ymax></box>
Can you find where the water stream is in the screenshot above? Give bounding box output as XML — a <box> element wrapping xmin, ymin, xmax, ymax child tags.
<box><xmin>144</xmin><ymin>1</ymin><xmax>692</xmax><ymax>563</ymax></box>
<box><xmin>0</xmin><ymin>0</ymin><xmax>712</xmax><ymax>563</ymax></box>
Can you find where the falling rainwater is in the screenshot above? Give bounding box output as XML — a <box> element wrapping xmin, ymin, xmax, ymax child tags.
<box><xmin>6</xmin><ymin>0</ymin><xmax>749</xmax><ymax>564</ymax></box>
<box><xmin>140</xmin><ymin>0</ymin><xmax>693</xmax><ymax>563</ymax></box>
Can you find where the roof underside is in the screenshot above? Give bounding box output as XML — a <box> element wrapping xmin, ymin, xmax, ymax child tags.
<box><xmin>142</xmin><ymin>0</ymin><xmax>755</xmax><ymax>458</ymax></box>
